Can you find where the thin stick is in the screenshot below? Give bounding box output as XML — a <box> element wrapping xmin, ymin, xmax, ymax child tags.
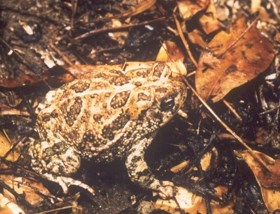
<box><xmin>182</xmin><ymin>78</ymin><xmax>274</xmax><ymax>171</ymax></box>
<box><xmin>74</xmin><ymin>17</ymin><xmax>166</xmax><ymax>40</ymax></box>
<box><xmin>173</xmin><ymin>14</ymin><xmax>198</xmax><ymax>68</ymax></box>
<box><xmin>48</xmin><ymin>43</ymin><xmax>73</xmax><ymax>66</ymax></box>
<box><xmin>217</xmin><ymin>18</ymin><xmax>258</xmax><ymax>58</ymax></box>
<box><xmin>223</xmin><ymin>99</ymin><xmax>242</xmax><ymax>121</ymax></box>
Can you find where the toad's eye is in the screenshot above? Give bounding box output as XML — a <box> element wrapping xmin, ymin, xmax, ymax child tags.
<box><xmin>160</xmin><ymin>97</ymin><xmax>175</xmax><ymax>111</ymax></box>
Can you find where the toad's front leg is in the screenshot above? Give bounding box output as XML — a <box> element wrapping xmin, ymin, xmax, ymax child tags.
<box><xmin>28</xmin><ymin>139</ymin><xmax>95</xmax><ymax>195</ymax></box>
<box><xmin>125</xmin><ymin>136</ymin><xmax>174</xmax><ymax>199</ymax></box>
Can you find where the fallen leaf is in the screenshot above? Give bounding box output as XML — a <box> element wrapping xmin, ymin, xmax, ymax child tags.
<box><xmin>199</xmin><ymin>0</ymin><xmax>222</xmax><ymax>34</ymax></box>
<box><xmin>0</xmin><ymin>132</ymin><xmax>20</xmax><ymax>162</ymax></box>
<box><xmin>177</xmin><ymin>0</ymin><xmax>210</xmax><ymax>20</ymax></box>
<box><xmin>188</xmin><ymin>29</ymin><xmax>208</xmax><ymax>49</ymax></box>
<box><xmin>156</xmin><ymin>40</ymin><xmax>185</xmax><ymax>63</ymax></box>
<box><xmin>155</xmin><ymin>186</ymin><xmax>234</xmax><ymax>213</ymax></box>
<box><xmin>0</xmin><ymin>193</ymin><xmax>25</xmax><ymax>214</ymax></box>
<box><xmin>156</xmin><ymin>41</ymin><xmax>187</xmax><ymax>76</ymax></box>
<box><xmin>236</xmin><ymin>150</ymin><xmax>280</xmax><ymax>212</ymax></box>
<box><xmin>195</xmin><ymin>17</ymin><xmax>275</xmax><ymax>102</ymax></box>
<box><xmin>1</xmin><ymin>175</ymin><xmax>50</xmax><ymax>206</ymax></box>
<box><xmin>274</xmin><ymin>31</ymin><xmax>280</xmax><ymax>43</ymax></box>
<box><xmin>251</xmin><ymin>0</ymin><xmax>261</xmax><ymax>14</ymax></box>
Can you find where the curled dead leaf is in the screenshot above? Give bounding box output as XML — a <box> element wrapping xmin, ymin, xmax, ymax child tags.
<box><xmin>195</xmin><ymin>17</ymin><xmax>275</xmax><ymax>102</ymax></box>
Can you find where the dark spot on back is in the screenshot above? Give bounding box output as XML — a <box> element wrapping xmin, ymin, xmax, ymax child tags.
<box><xmin>135</xmin><ymin>69</ymin><xmax>148</xmax><ymax>78</ymax></box>
<box><xmin>153</xmin><ymin>63</ymin><xmax>165</xmax><ymax>77</ymax></box>
<box><xmin>65</xmin><ymin>97</ymin><xmax>83</xmax><ymax>126</ymax></box>
<box><xmin>110</xmin><ymin>91</ymin><xmax>131</xmax><ymax>109</ymax></box>
<box><xmin>137</xmin><ymin>92</ymin><xmax>151</xmax><ymax>101</ymax></box>
<box><xmin>111</xmin><ymin>112</ymin><xmax>130</xmax><ymax>130</ymax></box>
<box><xmin>108</xmin><ymin>75</ymin><xmax>129</xmax><ymax>86</ymax></box>
<box><xmin>225</xmin><ymin>64</ymin><xmax>238</xmax><ymax>74</ymax></box>
<box><xmin>82</xmin><ymin>130</ymin><xmax>95</xmax><ymax>143</ymax></box>
<box><xmin>155</xmin><ymin>87</ymin><xmax>168</xmax><ymax>93</ymax></box>
<box><xmin>93</xmin><ymin>114</ymin><xmax>102</xmax><ymax>122</ymax></box>
<box><xmin>70</xmin><ymin>80</ymin><xmax>90</xmax><ymax>93</ymax></box>
<box><xmin>101</xmin><ymin>126</ymin><xmax>114</xmax><ymax>140</ymax></box>
<box><xmin>40</xmin><ymin>112</ymin><xmax>51</xmax><ymax>122</ymax></box>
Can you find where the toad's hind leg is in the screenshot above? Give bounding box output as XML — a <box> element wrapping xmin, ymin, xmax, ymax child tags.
<box><xmin>28</xmin><ymin>139</ymin><xmax>95</xmax><ymax>195</ymax></box>
<box><xmin>125</xmin><ymin>136</ymin><xmax>174</xmax><ymax>199</ymax></box>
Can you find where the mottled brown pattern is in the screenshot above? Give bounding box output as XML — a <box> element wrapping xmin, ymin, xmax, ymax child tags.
<box><xmin>93</xmin><ymin>114</ymin><xmax>102</xmax><ymax>122</ymax></box>
<box><xmin>135</xmin><ymin>69</ymin><xmax>148</xmax><ymax>78</ymax></box>
<box><xmin>65</xmin><ymin>97</ymin><xmax>83</xmax><ymax>126</ymax></box>
<box><xmin>70</xmin><ymin>80</ymin><xmax>90</xmax><ymax>93</ymax></box>
<box><xmin>111</xmin><ymin>112</ymin><xmax>130</xmax><ymax>130</ymax></box>
<box><xmin>40</xmin><ymin>112</ymin><xmax>51</xmax><ymax>122</ymax></box>
<box><xmin>108</xmin><ymin>75</ymin><xmax>129</xmax><ymax>86</ymax></box>
<box><xmin>101</xmin><ymin>126</ymin><xmax>114</xmax><ymax>140</ymax></box>
<box><xmin>31</xmin><ymin>62</ymin><xmax>187</xmax><ymax>198</ymax></box>
<box><xmin>137</xmin><ymin>92</ymin><xmax>151</xmax><ymax>101</ymax></box>
<box><xmin>82</xmin><ymin>130</ymin><xmax>95</xmax><ymax>143</ymax></box>
<box><xmin>155</xmin><ymin>87</ymin><xmax>168</xmax><ymax>94</ymax></box>
<box><xmin>153</xmin><ymin>63</ymin><xmax>165</xmax><ymax>77</ymax></box>
<box><xmin>110</xmin><ymin>91</ymin><xmax>131</xmax><ymax>109</ymax></box>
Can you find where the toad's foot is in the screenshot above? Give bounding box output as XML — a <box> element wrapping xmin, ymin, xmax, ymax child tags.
<box><xmin>41</xmin><ymin>173</ymin><xmax>95</xmax><ymax>195</ymax></box>
<box><xmin>126</xmin><ymin>137</ymin><xmax>175</xmax><ymax>199</ymax></box>
<box><xmin>28</xmin><ymin>140</ymin><xmax>94</xmax><ymax>195</ymax></box>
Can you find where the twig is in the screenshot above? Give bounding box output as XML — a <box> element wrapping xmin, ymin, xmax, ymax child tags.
<box><xmin>48</xmin><ymin>43</ymin><xmax>73</xmax><ymax>66</ymax></box>
<box><xmin>74</xmin><ymin>17</ymin><xmax>166</xmax><ymax>40</ymax></box>
<box><xmin>223</xmin><ymin>99</ymin><xmax>242</xmax><ymax>121</ymax></box>
<box><xmin>217</xmin><ymin>18</ymin><xmax>258</xmax><ymax>58</ymax></box>
<box><xmin>70</xmin><ymin>0</ymin><xmax>78</xmax><ymax>30</ymax></box>
<box><xmin>173</xmin><ymin>14</ymin><xmax>198</xmax><ymax>68</ymax></box>
<box><xmin>182</xmin><ymin>78</ymin><xmax>274</xmax><ymax>171</ymax></box>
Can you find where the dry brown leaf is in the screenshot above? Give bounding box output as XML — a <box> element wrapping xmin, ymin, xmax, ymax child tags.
<box><xmin>177</xmin><ymin>0</ymin><xmax>210</xmax><ymax>20</ymax></box>
<box><xmin>155</xmin><ymin>186</ymin><xmax>204</xmax><ymax>213</ymax></box>
<box><xmin>251</xmin><ymin>0</ymin><xmax>262</xmax><ymax>14</ymax></box>
<box><xmin>155</xmin><ymin>186</ymin><xmax>234</xmax><ymax>213</ymax></box>
<box><xmin>195</xmin><ymin>17</ymin><xmax>275</xmax><ymax>102</ymax></box>
<box><xmin>0</xmin><ymin>132</ymin><xmax>20</xmax><ymax>162</ymax></box>
<box><xmin>156</xmin><ymin>41</ymin><xmax>187</xmax><ymax>76</ymax></box>
<box><xmin>0</xmin><ymin>193</ymin><xmax>25</xmax><ymax>214</ymax></box>
<box><xmin>236</xmin><ymin>150</ymin><xmax>280</xmax><ymax>212</ymax></box>
<box><xmin>188</xmin><ymin>29</ymin><xmax>208</xmax><ymax>48</ymax></box>
<box><xmin>274</xmin><ymin>31</ymin><xmax>280</xmax><ymax>43</ymax></box>
<box><xmin>1</xmin><ymin>175</ymin><xmax>50</xmax><ymax>206</ymax></box>
<box><xmin>156</xmin><ymin>40</ymin><xmax>185</xmax><ymax>63</ymax></box>
<box><xmin>199</xmin><ymin>0</ymin><xmax>222</xmax><ymax>34</ymax></box>
<box><xmin>0</xmin><ymin>73</ymin><xmax>43</xmax><ymax>88</ymax></box>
